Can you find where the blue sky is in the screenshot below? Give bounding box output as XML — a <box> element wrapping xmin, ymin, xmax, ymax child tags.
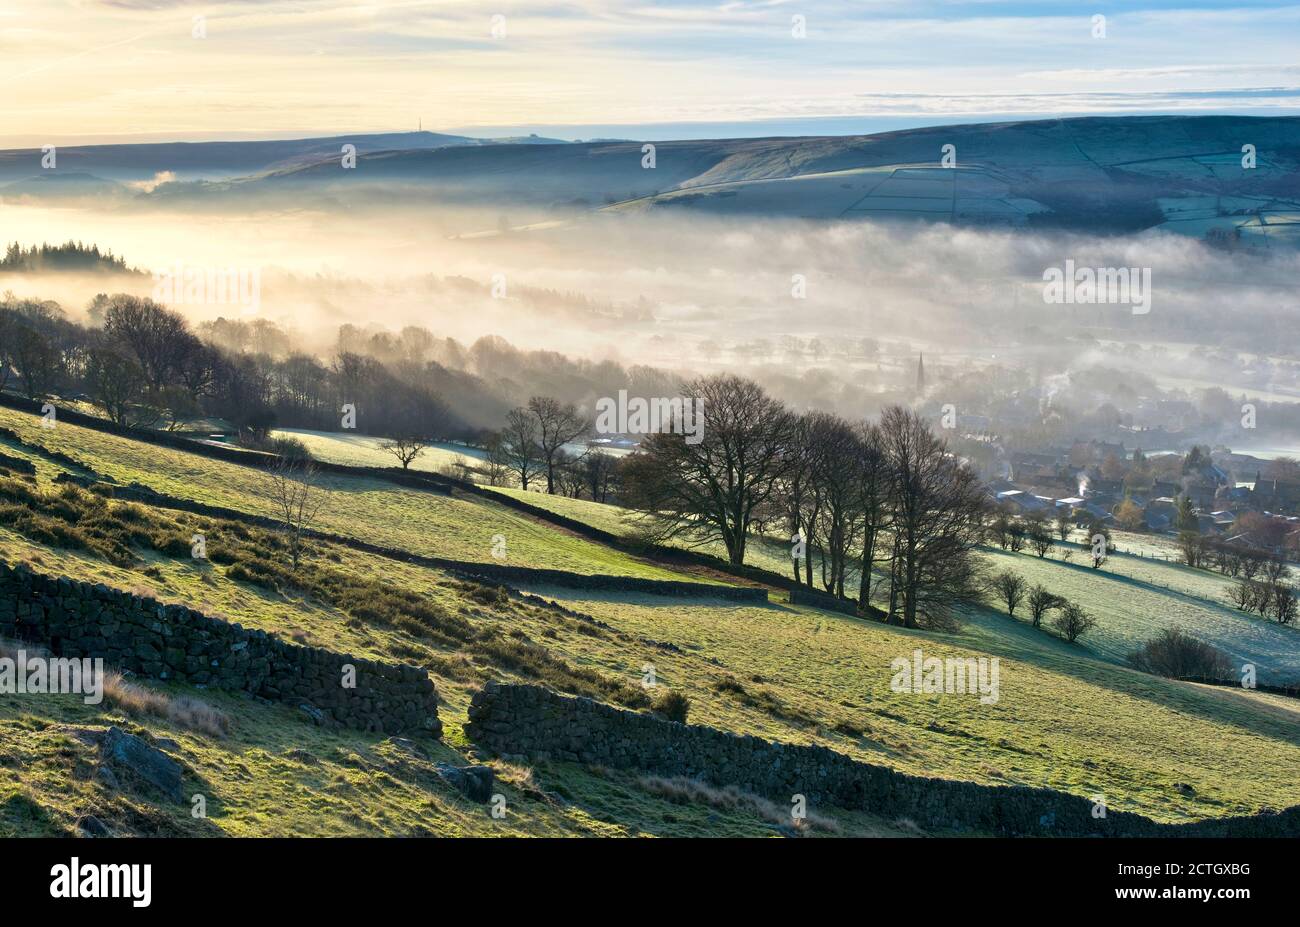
<box><xmin>1</xmin><ymin>0</ymin><xmax>1297</xmax><ymax>144</ymax></box>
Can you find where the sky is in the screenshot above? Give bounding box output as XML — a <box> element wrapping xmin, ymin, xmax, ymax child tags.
<box><xmin>1</xmin><ymin>0</ymin><xmax>1299</xmax><ymax>145</ymax></box>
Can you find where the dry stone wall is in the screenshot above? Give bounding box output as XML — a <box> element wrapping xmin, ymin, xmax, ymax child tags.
<box><xmin>0</xmin><ymin>561</ymin><xmax>441</xmax><ymax>736</ymax></box>
<box><xmin>466</xmin><ymin>682</ymin><xmax>1300</xmax><ymax>837</ymax></box>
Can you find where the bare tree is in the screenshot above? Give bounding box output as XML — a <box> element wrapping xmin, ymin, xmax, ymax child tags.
<box><xmin>795</xmin><ymin>415</ymin><xmax>832</xmax><ymax>590</ymax></box>
<box><xmin>1274</xmin><ymin>584</ymin><xmax>1297</xmax><ymax>625</ymax></box>
<box><xmin>175</xmin><ymin>333</ymin><xmax>217</xmax><ymax>399</ymax></box>
<box><xmin>480</xmin><ymin>434</ymin><xmax>513</xmax><ymax>487</ymax></box>
<box><xmin>378</xmin><ymin>433</ymin><xmax>429</xmax><ymax>470</ymax></box>
<box><xmin>103</xmin><ymin>295</ymin><xmax>190</xmax><ymax>393</ymax></box>
<box><xmin>809</xmin><ymin>415</ymin><xmax>863</xmax><ymax>598</ymax></box>
<box><xmin>582</xmin><ymin>451</ymin><xmax>618</xmax><ymax>503</ymax></box>
<box><xmin>5</xmin><ymin>323</ymin><xmax>59</xmax><ymax>399</ymax></box>
<box><xmin>880</xmin><ymin>406</ymin><xmax>988</xmax><ymax>629</ymax></box>
<box><xmin>1052</xmin><ymin>601</ymin><xmax>1097</xmax><ymax>643</ymax></box>
<box><xmin>527</xmin><ymin>396</ymin><xmax>588</xmax><ymax>494</ymax></box>
<box><xmin>1027</xmin><ymin>514</ymin><xmax>1055</xmax><ymax>558</ymax></box>
<box><xmin>265</xmin><ymin>457</ymin><xmax>325</xmax><ymax>570</ymax></box>
<box><xmin>552</xmin><ymin>450</ymin><xmax>588</xmax><ymax>498</ymax></box>
<box><xmin>1227</xmin><ymin>578</ymin><xmax>1254</xmax><ymax>611</ymax></box>
<box><xmin>0</xmin><ymin>309</ymin><xmax>15</xmax><ymax>393</ymax></box>
<box><xmin>991</xmin><ymin>570</ymin><xmax>1027</xmax><ymax>617</ymax></box>
<box><xmin>1262</xmin><ymin>551</ymin><xmax>1290</xmax><ymax>586</ymax></box>
<box><xmin>1055</xmin><ymin>507</ymin><xmax>1073</xmax><ymax>541</ymax></box>
<box><xmin>1128</xmin><ymin>627</ymin><xmax>1233</xmax><ymax>678</ymax></box>
<box><xmin>777</xmin><ymin>413</ymin><xmax>819</xmax><ymax>586</ymax></box>
<box><xmin>622</xmin><ymin>375</ymin><xmax>796</xmax><ymax>567</ymax></box>
<box><xmin>499</xmin><ymin>409</ymin><xmax>544</xmax><ymax>491</ymax></box>
<box><xmin>86</xmin><ymin>347</ymin><xmax>146</xmax><ymax>426</ymax></box>
<box><xmin>988</xmin><ymin>509</ymin><xmax>1015</xmax><ymax>550</ymax></box>
<box><xmin>1087</xmin><ymin>518</ymin><xmax>1112</xmax><ymax>569</ymax></box>
<box><xmin>1027</xmin><ymin>585</ymin><xmax>1064</xmax><ymax>628</ymax></box>
<box><xmin>854</xmin><ymin>422</ymin><xmax>891</xmax><ymax>613</ymax></box>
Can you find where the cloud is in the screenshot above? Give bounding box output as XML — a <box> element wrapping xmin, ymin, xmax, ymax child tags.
<box><xmin>8</xmin><ymin>0</ymin><xmax>1299</xmax><ymax>144</ymax></box>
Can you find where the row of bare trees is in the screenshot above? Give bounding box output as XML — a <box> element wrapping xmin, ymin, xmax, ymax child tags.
<box><xmin>486</xmin><ymin>396</ymin><xmax>589</xmax><ymax>493</ymax></box>
<box><xmin>1227</xmin><ymin>578</ymin><xmax>1297</xmax><ymax>624</ymax></box>
<box><xmin>989</xmin><ymin>571</ymin><xmax>1097</xmax><ymax>642</ymax></box>
<box><xmin>1180</xmin><ymin>531</ymin><xmax>1291</xmax><ymax>581</ymax></box>
<box><xmin>619</xmin><ymin>375</ymin><xmax>990</xmax><ymax>629</ymax></box>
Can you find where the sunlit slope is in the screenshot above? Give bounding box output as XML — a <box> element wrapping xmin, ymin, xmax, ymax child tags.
<box><xmin>534</xmin><ymin>588</ymin><xmax>1300</xmax><ymax>822</ymax></box>
<box><xmin>0</xmin><ymin>406</ymin><xmax>683</xmax><ymax>580</ymax></box>
<box><xmin>3</xmin><ymin>481</ymin><xmax>1297</xmax><ymax>827</ymax></box>
<box><xmin>484</xmin><ymin>485</ymin><xmax>1300</xmax><ymax>684</ymax></box>
<box><xmin>978</xmin><ymin>547</ymin><xmax>1300</xmax><ymax>684</ymax></box>
<box><xmin>271</xmin><ymin>428</ymin><xmax>485</xmax><ymax>474</ymax></box>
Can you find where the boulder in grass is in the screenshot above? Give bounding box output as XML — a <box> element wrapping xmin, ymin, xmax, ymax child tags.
<box><xmin>434</xmin><ymin>762</ymin><xmax>495</xmax><ymax>803</ymax></box>
<box><xmin>99</xmin><ymin>726</ymin><xmax>183</xmax><ymax>803</ymax></box>
<box><xmin>76</xmin><ymin>815</ymin><xmax>113</xmax><ymax>838</ymax></box>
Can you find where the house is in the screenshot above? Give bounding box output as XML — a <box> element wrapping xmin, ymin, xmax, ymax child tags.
<box><xmin>1252</xmin><ymin>477</ymin><xmax>1300</xmax><ymax>515</ymax></box>
<box><xmin>1087</xmin><ymin>478</ymin><xmax>1124</xmax><ymax>497</ymax></box>
<box><xmin>1185</xmin><ymin>483</ymin><xmax>1219</xmax><ymax>509</ymax></box>
<box><xmin>1143</xmin><ymin>497</ymin><xmax>1178</xmax><ymax>533</ymax></box>
<box><xmin>1195</xmin><ymin>513</ymin><xmax>1220</xmax><ymax>534</ymax></box>
<box><xmin>1152</xmin><ymin>480</ymin><xmax>1181</xmax><ymax>498</ymax></box>
<box><xmin>1010</xmin><ymin>452</ymin><xmax>1060</xmax><ymax>482</ymax></box>
<box><xmin>1146</xmin><ymin>512</ymin><xmax>1172</xmax><ymax>532</ymax></box>
<box><xmin>1223</xmin><ymin>532</ymin><xmax>1260</xmax><ymax>549</ymax></box>
<box><xmin>995</xmin><ymin>489</ymin><xmax>1052</xmax><ymax>514</ymax></box>
<box><xmin>1077</xmin><ymin>502</ymin><xmax>1113</xmax><ymax>524</ymax></box>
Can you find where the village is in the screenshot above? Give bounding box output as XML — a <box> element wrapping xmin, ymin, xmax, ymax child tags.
<box><xmin>985</xmin><ymin>436</ymin><xmax>1300</xmax><ymax>557</ymax></box>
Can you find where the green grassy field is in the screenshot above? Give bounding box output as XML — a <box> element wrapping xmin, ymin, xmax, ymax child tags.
<box><xmin>3</xmin><ymin>407</ymin><xmax>1299</xmax><ymax>836</ymax></box>
<box><xmin>528</xmin><ymin>588</ymin><xmax>1300</xmax><ymax>822</ymax></box>
<box><xmin>488</xmin><ymin>485</ymin><xmax>799</xmax><ymax>577</ymax></box>
<box><xmin>0</xmin><ymin>491</ymin><xmax>908</xmax><ymax>836</ymax></box>
<box><xmin>0</xmin><ymin>407</ymin><xmax>684</xmax><ymax>581</ymax></box>
<box><xmin>271</xmin><ymin>428</ymin><xmax>486</xmax><ymax>475</ymax></box>
<box><xmin>490</xmin><ymin>485</ymin><xmax>1300</xmax><ymax>684</ymax></box>
<box><xmin>978</xmin><ymin>545</ymin><xmax>1300</xmax><ymax>683</ymax></box>
<box><xmin>1</xmin><ymin>682</ymin><xmax>916</xmax><ymax>837</ymax></box>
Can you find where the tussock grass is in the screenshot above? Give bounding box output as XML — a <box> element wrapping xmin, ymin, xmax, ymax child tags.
<box><xmin>103</xmin><ymin>672</ymin><xmax>232</xmax><ymax>738</ymax></box>
<box><xmin>475</xmin><ymin>626</ymin><xmax>650</xmax><ymax>709</ymax></box>
<box><xmin>713</xmin><ymin>674</ymin><xmax>812</xmax><ymax>724</ymax></box>
<box><xmin>0</xmin><ymin>474</ymin><xmax>648</xmax><ymax>713</ymax></box>
<box><xmin>639</xmin><ymin>775</ymin><xmax>841</xmax><ymax>835</ymax></box>
<box><xmin>0</xmin><ymin>639</ymin><xmax>230</xmax><ymax>738</ymax></box>
<box><xmin>649</xmin><ymin>689</ymin><xmax>690</xmax><ymax>723</ymax></box>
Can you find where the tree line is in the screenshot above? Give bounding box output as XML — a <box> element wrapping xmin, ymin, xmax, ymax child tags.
<box><xmin>609</xmin><ymin>375</ymin><xmax>990</xmax><ymax>630</ymax></box>
<box><xmin>0</xmin><ymin>293</ymin><xmax>457</xmax><ymax>443</ymax></box>
<box><xmin>463</xmin><ymin>375</ymin><xmax>992</xmax><ymax>629</ymax></box>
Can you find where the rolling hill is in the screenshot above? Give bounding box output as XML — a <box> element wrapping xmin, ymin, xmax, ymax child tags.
<box><xmin>2</xmin><ymin>402</ymin><xmax>1298</xmax><ymax>837</ymax></box>
<box><xmin>4</xmin><ymin>117</ymin><xmax>1298</xmax><ymax>242</ymax></box>
<box><xmin>0</xmin><ymin>131</ymin><xmax>481</xmax><ymax>184</ymax></box>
